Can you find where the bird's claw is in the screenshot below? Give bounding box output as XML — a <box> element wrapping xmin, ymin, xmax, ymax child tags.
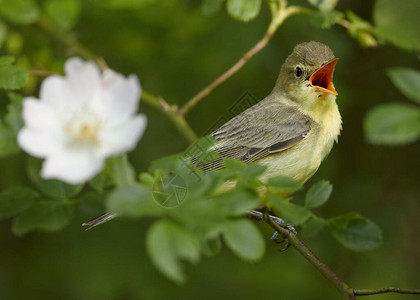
<box><xmin>248</xmin><ymin>210</ymin><xmax>296</xmax><ymax>252</ymax></box>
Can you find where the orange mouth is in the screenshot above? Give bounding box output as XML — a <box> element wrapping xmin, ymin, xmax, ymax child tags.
<box><xmin>309</xmin><ymin>58</ymin><xmax>338</xmax><ymax>95</ymax></box>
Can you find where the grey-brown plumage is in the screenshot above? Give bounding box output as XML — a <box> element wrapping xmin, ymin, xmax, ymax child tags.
<box><xmin>199</xmin><ymin>41</ymin><xmax>342</xmax><ymax>183</ymax></box>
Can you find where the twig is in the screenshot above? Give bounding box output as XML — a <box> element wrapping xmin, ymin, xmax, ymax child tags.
<box><xmin>261</xmin><ymin>210</ymin><xmax>420</xmax><ymax>299</ymax></box>
<box><xmin>141</xmin><ymin>91</ymin><xmax>197</xmax><ymax>143</ymax></box>
<box><xmin>27</xmin><ymin>69</ymin><xmax>54</xmax><ymax>77</ymax></box>
<box><xmin>354</xmin><ymin>288</ymin><xmax>420</xmax><ymax>296</ymax></box>
<box><xmin>178</xmin><ymin>2</ymin><xmax>304</xmax><ymax>116</ymax></box>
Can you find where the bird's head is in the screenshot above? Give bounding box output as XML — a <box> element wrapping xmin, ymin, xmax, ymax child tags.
<box><xmin>274</xmin><ymin>41</ymin><xmax>338</xmax><ymax>108</ymax></box>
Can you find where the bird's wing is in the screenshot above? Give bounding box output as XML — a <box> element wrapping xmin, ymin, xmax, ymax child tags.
<box><xmin>199</xmin><ymin>97</ymin><xmax>313</xmax><ymax>171</ymax></box>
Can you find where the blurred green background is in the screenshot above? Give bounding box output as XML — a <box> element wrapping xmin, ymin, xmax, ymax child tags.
<box><xmin>0</xmin><ymin>0</ymin><xmax>419</xmax><ymax>299</ymax></box>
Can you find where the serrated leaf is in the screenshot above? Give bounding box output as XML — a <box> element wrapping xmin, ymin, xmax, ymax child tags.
<box><xmin>5</xmin><ymin>92</ymin><xmax>24</xmax><ymax>133</ymax></box>
<box><xmin>0</xmin><ymin>120</ymin><xmax>20</xmax><ymax>157</ymax></box>
<box><xmin>364</xmin><ymin>102</ymin><xmax>420</xmax><ymax>146</ymax></box>
<box><xmin>0</xmin><ymin>65</ymin><xmax>27</xmax><ymax>90</ymax></box>
<box><xmin>89</xmin><ymin>172</ymin><xmax>113</xmax><ymax>193</ymax></box>
<box><xmin>387</xmin><ymin>68</ymin><xmax>420</xmax><ymax>104</ymax></box>
<box><xmin>310</xmin><ymin>10</ymin><xmax>344</xmax><ymax>29</ymax></box>
<box><xmin>222</xmin><ymin>218</ymin><xmax>265</xmax><ymax>261</ymax></box>
<box><xmin>108</xmin><ymin>155</ymin><xmax>136</xmax><ymax>187</ymax></box>
<box><xmin>0</xmin><ymin>56</ymin><xmax>15</xmax><ymax>67</ymax></box>
<box><xmin>305</xmin><ymin>180</ymin><xmax>332</xmax><ymax>208</ymax></box>
<box><xmin>43</xmin><ymin>0</ymin><xmax>81</xmax><ymax>31</ymax></box>
<box><xmin>0</xmin><ymin>186</ymin><xmax>39</xmax><ymax>220</ymax></box>
<box><xmin>226</xmin><ymin>0</ymin><xmax>261</xmax><ymax>22</ymax></box>
<box><xmin>241</xmin><ymin>163</ymin><xmax>267</xmax><ymax>178</ymax></box>
<box><xmin>266</xmin><ymin>175</ymin><xmax>303</xmax><ymax>194</ymax></box>
<box><xmin>106</xmin><ymin>184</ymin><xmax>162</xmax><ymax>218</ymax></box>
<box><xmin>27</xmin><ymin>158</ymin><xmax>84</xmax><ymax>199</ymax></box>
<box><xmin>374</xmin><ymin>0</ymin><xmax>420</xmax><ymax>51</ymax></box>
<box><xmin>223</xmin><ymin>158</ymin><xmax>247</xmax><ymax>172</ymax></box>
<box><xmin>12</xmin><ymin>200</ymin><xmax>74</xmax><ymax>236</ymax></box>
<box><xmin>213</xmin><ymin>187</ymin><xmax>260</xmax><ymax>216</ymax></box>
<box><xmin>301</xmin><ymin>217</ymin><xmax>326</xmax><ymax>238</ymax></box>
<box><xmin>201</xmin><ymin>236</ymin><xmax>222</xmax><ymax>257</ymax></box>
<box><xmin>308</xmin><ymin>0</ymin><xmax>338</xmax><ymax>12</ymax></box>
<box><xmin>270</xmin><ymin>194</ymin><xmax>311</xmax><ymax>225</ymax></box>
<box><xmin>328</xmin><ymin>212</ymin><xmax>383</xmax><ymax>251</ymax></box>
<box><xmin>0</xmin><ymin>0</ymin><xmax>40</xmax><ymax>25</ymax></box>
<box><xmin>146</xmin><ymin>219</ymin><xmax>200</xmax><ymax>284</ymax></box>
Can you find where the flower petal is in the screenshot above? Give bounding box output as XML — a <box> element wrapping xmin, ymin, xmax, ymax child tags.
<box><xmin>18</xmin><ymin>128</ymin><xmax>64</xmax><ymax>158</ymax></box>
<box><xmin>39</xmin><ymin>75</ymin><xmax>73</xmax><ymax>109</ymax></box>
<box><xmin>98</xmin><ymin>114</ymin><xmax>147</xmax><ymax>157</ymax></box>
<box><xmin>21</xmin><ymin>97</ymin><xmax>62</xmax><ymax>134</ymax></box>
<box><xmin>98</xmin><ymin>71</ymin><xmax>141</xmax><ymax>123</ymax></box>
<box><xmin>41</xmin><ymin>148</ymin><xmax>104</xmax><ymax>184</ymax></box>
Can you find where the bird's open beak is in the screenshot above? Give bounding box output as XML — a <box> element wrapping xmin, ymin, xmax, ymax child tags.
<box><xmin>309</xmin><ymin>58</ymin><xmax>338</xmax><ymax>96</ymax></box>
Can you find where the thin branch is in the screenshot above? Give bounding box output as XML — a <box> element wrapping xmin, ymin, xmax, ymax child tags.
<box><xmin>141</xmin><ymin>91</ymin><xmax>197</xmax><ymax>143</ymax></box>
<box><xmin>262</xmin><ymin>210</ymin><xmax>355</xmax><ymax>300</ymax></box>
<box><xmin>354</xmin><ymin>288</ymin><xmax>420</xmax><ymax>296</ymax></box>
<box><xmin>27</xmin><ymin>70</ymin><xmax>54</xmax><ymax>77</ymax></box>
<box><xmin>178</xmin><ymin>4</ymin><xmax>304</xmax><ymax>116</ymax></box>
<box><xmin>36</xmin><ymin>16</ymin><xmax>197</xmax><ymax>143</ymax></box>
<box><xmin>260</xmin><ymin>210</ymin><xmax>420</xmax><ymax>299</ymax></box>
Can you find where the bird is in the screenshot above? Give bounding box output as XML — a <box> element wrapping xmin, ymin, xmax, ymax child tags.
<box><xmin>200</xmin><ymin>41</ymin><xmax>341</xmax><ymax>184</ymax></box>
<box><xmin>83</xmin><ymin>41</ymin><xmax>341</xmax><ymax>229</ymax></box>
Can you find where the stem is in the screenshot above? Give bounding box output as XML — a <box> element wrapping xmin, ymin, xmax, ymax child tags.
<box><xmin>355</xmin><ymin>288</ymin><xmax>420</xmax><ymax>296</ymax></box>
<box><xmin>36</xmin><ymin>16</ymin><xmax>197</xmax><ymax>143</ymax></box>
<box><xmin>141</xmin><ymin>91</ymin><xmax>197</xmax><ymax>143</ymax></box>
<box><xmin>261</xmin><ymin>211</ymin><xmax>420</xmax><ymax>299</ymax></box>
<box><xmin>263</xmin><ymin>211</ymin><xmax>355</xmax><ymax>300</ymax></box>
<box><xmin>179</xmin><ymin>4</ymin><xmax>303</xmax><ymax>116</ymax></box>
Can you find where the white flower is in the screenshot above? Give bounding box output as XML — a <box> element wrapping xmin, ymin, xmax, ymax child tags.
<box><xmin>18</xmin><ymin>57</ymin><xmax>147</xmax><ymax>184</ymax></box>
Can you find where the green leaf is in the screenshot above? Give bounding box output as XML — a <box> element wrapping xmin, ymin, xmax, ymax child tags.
<box><xmin>108</xmin><ymin>155</ymin><xmax>136</xmax><ymax>187</ymax></box>
<box><xmin>185</xmin><ymin>135</ymin><xmax>217</xmax><ymax>164</ymax></box>
<box><xmin>12</xmin><ymin>200</ymin><xmax>74</xmax><ymax>236</ymax></box>
<box><xmin>89</xmin><ymin>172</ymin><xmax>113</xmax><ymax>193</ymax></box>
<box><xmin>328</xmin><ymin>212</ymin><xmax>383</xmax><ymax>251</ymax></box>
<box><xmin>387</xmin><ymin>68</ymin><xmax>420</xmax><ymax>104</ymax></box>
<box><xmin>0</xmin><ymin>56</ymin><xmax>15</xmax><ymax>67</ymax></box>
<box><xmin>201</xmin><ymin>236</ymin><xmax>222</xmax><ymax>257</ymax></box>
<box><xmin>270</xmin><ymin>194</ymin><xmax>311</xmax><ymax>225</ymax></box>
<box><xmin>0</xmin><ymin>65</ymin><xmax>27</xmax><ymax>90</ymax></box>
<box><xmin>201</xmin><ymin>0</ymin><xmax>224</xmax><ymax>15</ymax></box>
<box><xmin>0</xmin><ymin>186</ymin><xmax>39</xmax><ymax>220</ymax></box>
<box><xmin>374</xmin><ymin>0</ymin><xmax>420</xmax><ymax>51</ymax></box>
<box><xmin>221</xmin><ymin>218</ymin><xmax>265</xmax><ymax>262</ymax></box>
<box><xmin>310</xmin><ymin>10</ymin><xmax>344</xmax><ymax>29</ymax></box>
<box><xmin>223</xmin><ymin>158</ymin><xmax>247</xmax><ymax>172</ymax></box>
<box><xmin>146</xmin><ymin>219</ymin><xmax>200</xmax><ymax>284</ymax></box>
<box><xmin>0</xmin><ymin>0</ymin><xmax>40</xmax><ymax>25</ymax></box>
<box><xmin>106</xmin><ymin>184</ymin><xmax>162</xmax><ymax>218</ymax></box>
<box><xmin>305</xmin><ymin>180</ymin><xmax>332</xmax><ymax>208</ymax></box>
<box><xmin>266</xmin><ymin>175</ymin><xmax>303</xmax><ymax>194</ymax></box>
<box><xmin>43</xmin><ymin>0</ymin><xmax>81</xmax><ymax>31</ymax></box>
<box><xmin>0</xmin><ymin>120</ymin><xmax>20</xmax><ymax>157</ymax></box>
<box><xmin>301</xmin><ymin>217</ymin><xmax>326</xmax><ymax>238</ymax></box>
<box><xmin>5</xmin><ymin>92</ymin><xmax>24</xmax><ymax>133</ymax></box>
<box><xmin>308</xmin><ymin>0</ymin><xmax>338</xmax><ymax>12</ymax></box>
<box><xmin>213</xmin><ymin>187</ymin><xmax>260</xmax><ymax>216</ymax></box>
<box><xmin>27</xmin><ymin>158</ymin><xmax>84</xmax><ymax>199</ymax></box>
<box><xmin>226</xmin><ymin>0</ymin><xmax>261</xmax><ymax>22</ymax></box>
<box><xmin>364</xmin><ymin>102</ymin><xmax>420</xmax><ymax>146</ymax></box>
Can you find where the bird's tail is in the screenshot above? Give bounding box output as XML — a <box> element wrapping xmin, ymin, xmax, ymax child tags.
<box><xmin>82</xmin><ymin>212</ymin><xmax>117</xmax><ymax>230</ymax></box>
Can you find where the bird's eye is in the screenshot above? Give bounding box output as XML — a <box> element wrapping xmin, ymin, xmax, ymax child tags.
<box><xmin>295</xmin><ymin>66</ymin><xmax>303</xmax><ymax>77</ymax></box>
